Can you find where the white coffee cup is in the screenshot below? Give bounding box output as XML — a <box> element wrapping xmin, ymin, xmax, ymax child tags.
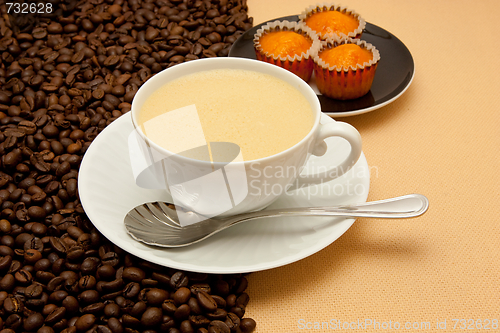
<box><xmin>129</xmin><ymin>57</ymin><xmax>362</xmax><ymax>225</ymax></box>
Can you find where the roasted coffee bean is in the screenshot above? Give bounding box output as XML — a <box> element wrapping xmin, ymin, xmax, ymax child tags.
<box><xmin>78</xmin><ymin>275</ymin><xmax>97</xmax><ymax>290</ymax></box>
<box><xmin>4</xmin><ymin>313</ymin><xmax>23</xmax><ymax>331</ymax></box>
<box><xmin>61</xmin><ymin>326</ymin><xmax>77</xmax><ymax>333</ymax></box>
<box><xmin>239</xmin><ymin>318</ymin><xmax>257</xmax><ymax>333</ymax></box>
<box><xmin>25</xmin><ymin>283</ymin><xmax>43</xmax><ymax>298</ymax></box>
<box><xmin>206</xmin><ymin>308</ymin><xmax>227</xmax><ymax>321</ymax></box>
<box><xmin>49</xmin><ymin>289</ymin><xmax>69</xmax><ymax>303</ymax></box>
<box><xmin>190</xmin><ymin>314</ymin><xmax>211</xmax><ymax>327</ymax></box>
<box><xmin>121</xmin><ymin>314</ymin><xmax>141</xmax><ymax>327</ymax></box>
<box><xmin>180</xmin><ymin>319</ymin><xmax>194</xmax><ymax>333</ymax></box>
<box><xmin>96</xmin><ymin>325</ymin><xmax>113</xmax><ymax>333</ymax></box>
<box><xmin>15</xmin><ymin>233</ymin><xmax>33</xmax><ymax>248</ymax></box>
<box><xmin>82</xmin><ymin>301</ymin><xmax>105</xmax><ymax>314</ymax></box>
<box><xmin>104</xmin><ymin>302</ymin><xmax>121</xmax><ymax>317</ymax></box>
<box><xmin>74</xmin><ymin>314</ymin><xmax>96</xmax><ymax>331</ymax></box>
<box><xmin>162</xmin><ymin>299</ymin><xmax>177</xmax><ymax>314</ymax></box>
<box><xmin>122</xmin><ymin>282</ymin><xmax>140</xmax><ymax>298</ymax></box>
<box><xmin>45</xmin><ymin>306</ymin><xmax>66</xmax><ymax>325</ymax></box>
<box><xmin>35</xmin><ymin>272</ymin><xmax>55</xmax><ymax>286</ymax></box>
<box><xmin>211</xmin><ymin>295</ymin><xmax>226</xmax><ymax>309</ymax></box>
<box><xmin>236</xmin><ymin>292</ymin><xmax>249</xmax><ymax>307</ymax></box>
<box><xmin>26</xmin><ymin>294</ymin><xmax>48</xmax><ymax>309</ymax></box>
<box><xmin>122</xmin><ymin>266</ymin><xmax>146</xmax><ymax>282</ymax></box>
<box><xmin>0</xmin><ymin>255</ymin><xmax>13</xmax><ymax>271</ymax></box>
<box><xmin>141</xmin><ymin>307</ymin><xmax>162</xmax><ymax>327</ymax></box>
<box><xmin>174</xmin><ymin>303</ymin><xmax>191</xmax><ymax>320</ymax></box>
<box><xmin>66</xmin><ymin>246</ymin><xmax>85</xmax><ymax>260</ymax></box>
<box><xmin>146</xmin><ymin>287</ymin><xmax>169</xmax><ymax>306</ymax></box>
<box><xmin>80</xmin><ymin>256</ymin><xmax>100</xmax><ymax>275</ymax></box>
<box><xmin>208</xmin><ymin>320</ymin><xmax>230</xmax><ymax>333</ymax></box>
<box><xmin>226</xmin><ymin>294</ymin><xmax>236</xmax><ymax>308</ymax></box>
<box><xmin>48</xmin><ymin>237</ymin><xmax>67</xmax><ymax>255</ymax></box>
<box><xmin>3</xmin><ymin>295</ymin><xmax>23</xmax><ymax>313</ymax></box>
<box><xmin>31</xmin><ymin>222</ymin><xmax>47</xmax><ymax>235</ymax></box>
<box><xmin>64</xmin><ymin>278</ymin><xmax>79</xmax><ymax>293</ymax></box>
<box><xmin>78</xmin><ymin>289</ymin><xmax>100</xmax><ymax>305</ymax></box>
<box><xmin>234</xmin><ymin>277</ymin><xmax>248</xmax><ymax>294</ymax></box>
<box><xmin>0</xmin><ymin>246</ymin><xmax>15</xmax><ymax>258</ymax></box>
<box><xmin>23</xmin><ymin>312</ymin><xmax>44</xmax><ymax>331</ymax></box>
<box><xmin>225</xmin><ymin>312</ymin><xmax>240</xmax><ymax>330</ymax></box>
<box><xmin>170</xmin><ymin>271</ymin><xmax>189</xmax><ymax>289</ymax></box>
<box><xmin>100</xmin><ymin>290</ymin><xmax>122</xmax><ymax>301</ymax></box>
<box><xmin>141</xmin><ymin>278</ymin><xmax>158</xmax><ymax>287</ymax></box>
<box><xmin>0</xmin><ymin>245</ymin><xmax>15</xmax><ymax>258</ymax></box>
<box><xmin>0</xmin><ymin>219</ymin><xmax>11</xmax><ymax>233</ymax></box>
<box><xmin>0</xmin><ymin>280</ymin><xmax>10</xmax><ymax>299</ymax></box>
<box><xmin>107</xmin><ymin>317</ymin><xmax>123</xmax><ymax>333</ymax></box>
<box><xmin>101</xmin><ymin>252</ymin><xmax>120</xmax><ymax>267</ymax></box>
<box><xmin>67</xmin><ymin>226</ymin><xmax>84</xmax><ymax>240</ymax></box>
<box><xmin>230</xmin><ymin>305</ymin><xmax>245</xmax><ymax>319</ymax></box>
<box><xmin>51</xmin><ymin>259</ymin><xmax>65</xmax><ymax>276</ymax></box>
<box><xmin>129</xmin><ymin>301</ymin><xmax>147</xmax><ymax>317</ymax></box>
<box><xmin>34</xmin><ymin>258</ymin><xmax>51</xmax><ymax>272</ymax></box>
<box><xmin>14</xmin><ymin>268</ymin><xmax>32</xmax><ymax>284</ymax></box>
<box><xmin>62</xmin><ymin>295</ymin><xmax>79</xmax><ymax>314</ymax></box>
<box><xmin>190</xmin><ymin>283</ymin><xmax>211</xmax><ymax>295</ymax></box>
<box><xmin>186</xmin><ymin>297</ymin><xmax>201</xmax><ymax>315</ymax></box>
<box><xmin>173</xmin><ymin>287</ymin><xmax>191</xmax><ymax>305</ymax></box>
<box><xmin>38</xmin><ymin>326</ymin><xmax>55</xmax><ymax>333</ymax></box>
<box><xmin>197</xmin><ymin>290</ymin><xmax>217</xmax><ymax>312</ymax></box>
<box><xmin>75</xmin><ymin>234</ymin><xmax>90</xmax><ymax>250</ymax></box>
<box><xmin>96</xmin><ymin>264</ymin><xmax>115</xmax><ymax>281</ymax></box>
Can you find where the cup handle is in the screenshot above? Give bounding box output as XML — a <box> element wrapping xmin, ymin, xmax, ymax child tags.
<box><xmin>288</xmin><ymin>121</ymin><xmax>362</xmax><ymax>191</ymax></box>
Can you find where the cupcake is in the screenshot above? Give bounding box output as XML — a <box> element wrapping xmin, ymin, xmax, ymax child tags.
<box><xmin>313</xmin><ymin>36</ymin><xmax>380</xmax><ymax>100</ymax></box>
<box><xmin>254</xmin><ymin>20</ymin><xmax>321</xmax><ymax>82</ymax></box>
<box><xmin>299</xmin><ymin>3</ymin><xmax>366</xmax><ymax>40</ymax></box>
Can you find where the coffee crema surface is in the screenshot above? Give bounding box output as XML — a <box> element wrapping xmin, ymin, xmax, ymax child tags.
<box><xmin>137</xmin><ymin>68</ymin><xmax>315</xmax><ymax>161</ymax></box>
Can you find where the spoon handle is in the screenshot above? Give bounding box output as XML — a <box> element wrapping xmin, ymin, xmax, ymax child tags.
<box><xmin>124</xmin><ymin>194</ymin><xmax>429</xmax><ymax>248</ymax></box>
<box><xmin>224</xmin><ymin>194</ymin><xmax>429</xmax><ymax>224</ymax></box>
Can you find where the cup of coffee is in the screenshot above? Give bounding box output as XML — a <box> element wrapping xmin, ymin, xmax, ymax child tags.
<box><xmin>129</xmin><ymin>57</ymin><xmax>362</xmax><ymax>226</ymax></box>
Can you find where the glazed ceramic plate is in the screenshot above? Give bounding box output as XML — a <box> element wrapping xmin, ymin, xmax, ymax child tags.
<box><xmin>78</xmin><ymin>113</ymin><xmax>370</xmax><ymax>274</ymax></box>
<box><xmin>229</xmin><ymin>15</ymin><xmax>415</xmax><ymax>117</ymax></box>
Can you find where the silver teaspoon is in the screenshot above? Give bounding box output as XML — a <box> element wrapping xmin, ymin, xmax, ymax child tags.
<box><xmin>124</xmin><ymin>194</ymin><xmax>429</xmax><ymax>248</ymax></box>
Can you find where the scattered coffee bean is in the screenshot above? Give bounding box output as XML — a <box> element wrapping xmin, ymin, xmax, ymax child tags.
<box><xmin>23</xmin><ymin>312</ymin><xmax>44</xmax><ymax>331</ymax></box>
<box><xmin>240</xmin><ymin>318</ymin><xmax>257</xmax><ymax>333</ymax></box>
<box><xmin>208</xmin><ymin>320</ymin><xmax>231</xmax><ymax>333</ymax></box>
<box><xmin>0</xmin><ymin>1</ymin><xmax>256</xmax><ymax>333</ymax></box>
<box><xmin>74</xmin><ymin>313</ymin><xmax>96</xmax><ymax>331</ymax></box>
<box><xmin>122</xmin><ymin>266</ymin><xmax>146</xmax><ymax>282</ymax></box>
<box><xmin>141</xmin><ymin>307</ymin><xmax>162</xmax><ymax>327</ymax></box>
<box><xmin>197</xmin><ymin>290</ymin><xmax>218</xmax><ymax>312</ymax></box>
<box><xmin>173</xmin><ymin>286</ymin><xmax>191</xmax><ymax>305</ymax></box>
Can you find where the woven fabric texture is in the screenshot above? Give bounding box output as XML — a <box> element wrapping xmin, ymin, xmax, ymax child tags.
<box><xmin>245</xmin><ymin>0</ymin><xmax>500</xmax><ymax>331</ymax></box>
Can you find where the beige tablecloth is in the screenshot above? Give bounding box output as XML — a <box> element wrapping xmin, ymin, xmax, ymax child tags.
<box><xmin>245</xmin><ymin>0</ymin><xmax>500</xmax><ymax>331</ymax></box>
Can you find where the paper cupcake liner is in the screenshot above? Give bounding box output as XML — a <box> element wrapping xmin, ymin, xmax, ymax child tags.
<box><xmin>254</xmin><ymin>20</ymin><xmax>321</xmax><ymax>82</ymax></box>
<box><xmin>299</xmin><ymin>3</ymin><xmax>366</xmax><ymax>40</ymax></box>
<box><xmin>313</xmin><ymin>36</ymin><xmax>380</xmax><ymax>100</ymax></box>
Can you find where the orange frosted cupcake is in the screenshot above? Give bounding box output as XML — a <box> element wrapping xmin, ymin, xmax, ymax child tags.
<box><xmin>313</xmin><ymin>37</ymin><xmax>380</xmax><ymax>100</ymax></box>
<box><xmin>254</xmin><ymin>20</ymin><xmax>320</xmax><ymax>82</ymax></box>
<box><xmin>299</xmin><ymin>3</ymin><xmax>365</xmax><ymax>40</ymax></box>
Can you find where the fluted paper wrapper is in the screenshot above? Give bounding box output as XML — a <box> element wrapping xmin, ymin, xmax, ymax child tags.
<box><xmin>313</xmin><ymin>36</ymin><xmax>380</xmax><ymax>100</ymax></box>
<box><xmin>253</xmin><ymin>20</ymin><xmax>321</xmax><ymax>82</ymax></box>
<box><xmin>299</xmin><ymin>3</ymin><xmax>366</xmax><ymax>40</ymax></box>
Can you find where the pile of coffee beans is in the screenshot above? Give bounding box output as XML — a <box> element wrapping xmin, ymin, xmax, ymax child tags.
<box><xmin>0</xmin><ymin>0</ymin><xmax>257</xmax><ymax>332</ymax></box>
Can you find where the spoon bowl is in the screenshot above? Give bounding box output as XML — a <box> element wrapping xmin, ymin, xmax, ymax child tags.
<box><xmin>124</xmin><ymin>194</ymin><xmax>429</xmax><ymax>248</ymax></box>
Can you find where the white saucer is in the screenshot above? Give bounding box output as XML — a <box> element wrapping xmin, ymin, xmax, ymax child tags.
<box><xmin>78</xmin><ymin>113</ymin><xmax>370</xmax><ymax>274</ymax></box>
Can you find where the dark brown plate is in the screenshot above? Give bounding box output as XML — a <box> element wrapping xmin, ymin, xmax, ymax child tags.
<box><xmin>229</xmin><ymin>15</ymin><xmax>415</xmax><ymax>117</ymax></box>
